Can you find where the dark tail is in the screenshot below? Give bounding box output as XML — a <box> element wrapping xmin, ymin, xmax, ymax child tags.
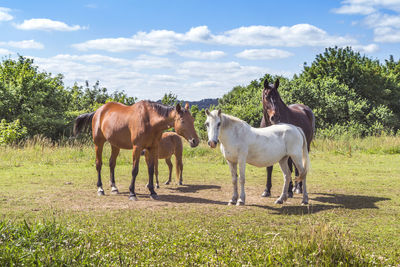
<box><xmin>73</xmin><ymin>112</ymin><xmax>95</xmax><ymax>136</ymax></box>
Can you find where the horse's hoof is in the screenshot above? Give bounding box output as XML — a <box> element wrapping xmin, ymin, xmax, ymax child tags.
<box><xmin>164</xmin><ymin>181</ymin><xmax>170</xmax><ymax>185</ymax></box>
<box><xmin>301</xmin><ymin>201</ymin><xmax>308</xmax><ymax>205</ymax></box>
<box><xmin>111</xmin><ymin>187</ymin><xmax>119</xmax><ymax>194</ymax></box>
<box><xmin>179</xmin><ymin>182</ymin><xmax>183</xmax><ymax>186</ymax></box>
<box><xmin>129</xmin><ymin>195</ymin><xmax>138</xmax><ymax>201</ymax></box>
<box><xmin>156</xmin><ymin>184</ymin><xmax>160</xmax><ymax>189</ymax></box>
<box><xmin>97</xmin><ymin>190</ymin><xmax>105</xmax><ymax>196</ymax></box>
<box><xmin>261</xmin><ymin>191</ymin><xmax>271</xmax><ymax>197</ymax></box>
<box><xmin>236</xmin><ymin>200</ymin><xmax>245</xmax><ymax>206</ymax></box>
<box><xmin>275</xmin><ymin>199</ymin><xmax>284</xmax><ymax>204</ymax></box>
<box><xmin>288</xmin><ymin>191</ymin><xmax>293</xmax><ymax>198</ymax></box>
<box><xmin>150</xmin><ymin>194</ymin><xmax>159</xmax><ymax>200</ymax></box>
<box><xmin>228</xmin><ymin>200</ymin><xmax>236</xmax><ymax>206</ymax></box>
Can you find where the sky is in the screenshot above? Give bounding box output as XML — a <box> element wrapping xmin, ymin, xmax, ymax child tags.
<box><xmin>1</xmin><ymin>0</ymin><xmax>400</xmax><ymax>101</ymax></box>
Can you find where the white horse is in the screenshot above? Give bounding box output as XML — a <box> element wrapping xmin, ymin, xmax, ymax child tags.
<box><xmin>205</xmin><ymin>109</ymin><xmax>310</xmax><ymax>205</ymax></box>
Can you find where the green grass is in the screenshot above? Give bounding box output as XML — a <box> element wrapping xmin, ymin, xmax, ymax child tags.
<box><xmin>1</xmin><ymin>137</ymin><xmax>400</xmax><ymax>265</ymax></box>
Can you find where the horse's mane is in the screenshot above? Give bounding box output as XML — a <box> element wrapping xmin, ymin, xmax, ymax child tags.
<box><xmin>147</xmin><ymin>101</ymin><xmax>175</xmax><ymax>117</ymax></box>
<box><xmin>221</xmin><ymin>113</ymin><xmax>251</xmax><ymax>129</ymax></box>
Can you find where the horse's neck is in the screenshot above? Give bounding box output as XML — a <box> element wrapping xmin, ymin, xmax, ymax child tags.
<box><xmin>277</xmin><ymin>99</ymin><xmax>290</xmax><ymax>120</ymax></box>
<box><xmin>219</xmin><ymin>115</ymin><xmax>249</xmax><ymax>146</ymax></box>
<box><xmin>151</xmin><ymin>111</ymin><xmax>175</xmax><ymax>131</ymax></box>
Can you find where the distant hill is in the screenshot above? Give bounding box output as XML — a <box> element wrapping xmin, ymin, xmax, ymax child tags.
<box><xmin>156</xmin><ymin>98</ymin><xmax>219</xmax><ymax>110</ymax></box>
<box><xmin>185</xmin><ymin>98</ymin><xmax>219</xmax><ymax>110</ymax></box>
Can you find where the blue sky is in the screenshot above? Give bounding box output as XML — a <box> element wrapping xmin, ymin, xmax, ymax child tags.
<box><xmin>1</xmin><ymin>0</ymin><xmax>400</xmax><ymax>100</ymax></box>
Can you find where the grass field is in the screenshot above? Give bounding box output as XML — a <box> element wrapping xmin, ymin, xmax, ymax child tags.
<box><xmin>1</xmin><ymin>136</ymin><xmax>400</xmax><ymax>265</ymax></box>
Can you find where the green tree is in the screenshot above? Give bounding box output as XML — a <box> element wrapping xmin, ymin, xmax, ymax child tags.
<box><xmin>0</xmin><ymin>56</ymin><xmax>69</xmax><ymax>139</ymax></box>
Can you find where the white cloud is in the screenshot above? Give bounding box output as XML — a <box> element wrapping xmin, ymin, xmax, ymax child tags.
<box><xmin>177</xmin><ymin>50</ymin><xmax>226</xmax><ymax>59</ymax></box>
<box><xmin>29</xmin><ymin>53</ymin><xmax>289</xmax><ymax>100</ymax></box>
<box><xmin>0</xmin><ymin>7</ymin><xmax>13</xmax><ymax>21</ymax></box>
<box><xmin>213</xmin><ymin>24</ymin><xmax>356</xmax><ymax>47</ymax></box>
<box><xmin>333</xmin><ymin>4</ymin><xmax>376</xmax><ymax>15</ymax></box>
<box><xmin>334</xmin><ymin>0</ymin><xmax>400</xmax><ymax>43</ymax></box>
<box><xmin>72</xmin><ymin>24</ymin><xmax>358</xmax><ymax>55</ymax></box>
<box><xmin>333</xmin><ymin>0</ymin><xmax>400</xmax><ymax>15</ymax></box>
<box><xmin>235</xmin><ymin>49</ymin><xmax>293</xmax><ymax>60</ymax></box>
<box><xmin>351</xmin><ymin>43</ymin><xmax>379</xmax><ymax>53</ymax></box>
<box><xmin>14</xmin><ymin>18</ymin><xmax>85</xmax><ymax>31</ymax></box>
<box><xmin>0</xmin><ymin>48</ymin><xmax>12</xmax><ymax>55</ymax></box>
<box><xmin>0</xmin><ymin>40</ymin><xmax>44</xmax><ymax>49</ymax></box>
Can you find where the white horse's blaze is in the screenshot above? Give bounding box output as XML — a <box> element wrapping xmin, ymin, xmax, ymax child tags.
<box><xmin>205</xmin><ymin>110</ymin><xmax>310</xmax><ymax>205</ymax></box>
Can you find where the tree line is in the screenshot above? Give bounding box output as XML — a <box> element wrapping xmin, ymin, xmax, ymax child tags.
<box><xmin>1</xmin><ymin>47</ymin><xmax>400</xmax><ymax>144</ymax></box>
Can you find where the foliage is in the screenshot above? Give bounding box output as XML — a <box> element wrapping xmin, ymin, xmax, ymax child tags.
<box><xmin>161</xmin><ymin>92</ymin><xmax>179</xmax><ymax>106</ymax></box>
<box><xmin>218</xmin><ymin>47</ymin><xmax>400</xmax><ymax>137</ymax></box>
<box><xmin>0</xmin><ymin>56</ymin><xmax>69</xmax><ymax>139</ymax></box>
<box><xmin>217</xmin><ymin>79</ymin><xmax>266</xmax><ymax>127</ymax></box>
<box><xmin>0</xmin><ymin>119</ymin><xmax>27</xmax><ymax>145</ymax></box>
<box><xmin>0</xmin><ymin>56</ymin><xmax>136</xmax><ymax>140</ymax></box>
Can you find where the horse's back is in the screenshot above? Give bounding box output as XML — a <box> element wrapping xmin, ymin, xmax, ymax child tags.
<box><xmin>92</xmin><ymin>102</ymin><xmax>137</xmax><ymax>148</ymax></box>
<box><xmin>158</xmin><ymin>132</ymin><xmax>182</xmax><ymax>159</ymax></box>
<box><xmin>246</xmin><ymin>124</ymin><xmax>297</xmax><ymax>167</ymax></box>
<box><xmin>287</xmin><ymin>104</ymin><xmax>314</xmax><ymax>145</ymax></box>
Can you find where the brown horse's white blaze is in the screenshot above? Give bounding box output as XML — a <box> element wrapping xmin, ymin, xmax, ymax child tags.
<box><xmin>143</xmin><ymin>131</ymin><xmax>184</xmax><ymax>188</ymax></box>
<box><xmin>73</xmin><ymin>101</ymin><xmax>199</xmax><ymax>200</ymax></box>
<box><xmin>260</xmin><ymin>78</ymin><xmax>315</xmax><ymax>198</ymax></box>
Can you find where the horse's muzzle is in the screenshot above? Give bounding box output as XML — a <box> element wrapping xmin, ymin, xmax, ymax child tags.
<box><xmin>207</xmin><ymin>140</ymin><xmax>218</xmax><ymax>148</ymax></box>
<box><xmin>189</xmin><ymin>138</ymin><xmax>199</xmax><ymax>148</ymax></box>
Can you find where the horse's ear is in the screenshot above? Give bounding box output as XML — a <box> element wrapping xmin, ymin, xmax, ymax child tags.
<box><xmin>218</xmin><ymin>109</ymin><xmax>222</xmax><ymax>117</ymax></box>
<box><xmin>185</xmin><ymin>102</ymin><xmax>190</xmax><ymax>110</ymax></box>
<box><xmin>205</xmin><ymin>109</ymin><xmax>210</xmax><ymax>116</ymax></box>
<box><xmin>274</xmin><ymin>79</ymin><xmax>280</xmax><ymax>90</ymax></box>
<box><xmin>176</xmin><ymin>103</ymin><xmax>182</xmax><ymax>113</ymax></box>
<box><xmin>263</xmin><ymin>78</ymin><xmax>269</xmax><ymax>89</ymax></box>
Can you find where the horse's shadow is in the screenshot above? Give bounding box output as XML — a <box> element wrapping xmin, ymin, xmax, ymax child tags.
<box><xmin>250</xmin><ymin>193</ymin><xmax>391</xmax><ymax>215</ymax></box>
<box><xmin>158</xmin><ymin>194</ymin><xmax>226</xmax><ymax>205</ymax></box>
<box><xmin>166</xmin><ymin>184</ymin><xmax>222</xmax><ymax>193</ymax></box>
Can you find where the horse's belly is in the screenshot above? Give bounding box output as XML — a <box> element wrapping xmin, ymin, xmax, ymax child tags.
<box><xmin>246</xmin><ymin>148</ymin><xmax>285</xmax><ymax>167</ymax></box>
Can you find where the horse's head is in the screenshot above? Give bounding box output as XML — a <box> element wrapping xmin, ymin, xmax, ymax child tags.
<box><xmin>173</xmin><ymin>103</ymin><xmax>199</xmax><ymax>148</ymax></box>
<box><xmin>204</xmin><ymin>109</ymin><xmax>222</xmax><ymax>148</ymax></box>
<box><xmin>262</xmin><ymin>78</ymin><xmax>281</xmax><ymax>124</ymax></box>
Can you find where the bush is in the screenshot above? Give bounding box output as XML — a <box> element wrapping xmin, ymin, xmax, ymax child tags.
<box><xmin>0</xmin><ymin>119</ymin><xmax>27</xmax><ymax>145</ymax></box>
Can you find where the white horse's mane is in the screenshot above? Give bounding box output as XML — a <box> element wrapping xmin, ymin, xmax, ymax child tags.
<box><xmin>221</xmin><ymin>113</ymin><xmax>251</xmax><ymax>129</ymax></box>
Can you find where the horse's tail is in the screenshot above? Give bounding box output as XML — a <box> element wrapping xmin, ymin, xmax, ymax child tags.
<box><xmin>296</xmin><ymin>126</ymin><xmax>310</xmax><ymax>182</ymax></box>
<box><xmin>73</xmin><ymin>112</ymin><xmax>95</xmax><ymax>136</ymax></box>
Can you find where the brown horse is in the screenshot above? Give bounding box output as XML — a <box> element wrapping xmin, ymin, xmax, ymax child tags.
<box><xmin>73</xmin><ymin>101</ymin><xmax>199</xmax><ymax>200</ymax></box>
<box><xmin>260</xmin><ymin>78</ymin><xmax>315</xmax><ymax>197</ymax></box>
<box><xmin>143</xmin><ymin>131</ymin><xmax>183</xmax><ymax>188</ymax></box>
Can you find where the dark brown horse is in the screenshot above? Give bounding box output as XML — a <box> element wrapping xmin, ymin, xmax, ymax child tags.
<box><xmin>73</xmin><ymin>101</ymin><xmax>199</xmax><ymax>200</ymax></box>
<box><xmin>260</xmin><ymin>79</ymin><xmax>315</xmax><ymax>197</ymax></box>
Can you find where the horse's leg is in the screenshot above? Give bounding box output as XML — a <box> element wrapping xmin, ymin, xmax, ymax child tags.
<box><xmin>287</xmin><ymin>158</ymin><xmax>294</xmax><ymax>198</ymax></box>
<box><xmin>227</xmin><ymin>160</ymin><xmax>238</xmax><ymax>205</ymax></box>
<box><xmin>144</xmin><ymin>147</ymin><xmax>158</xmax><ymax>199</ymax></box>
<box><xmin>154</xmin><ymin>156</ymin><xmax>159</xmax><ymax>188</ymax></box>
<box><xmin>164</xmin><ymin>158</ymin><xmax>172</xmax><ymax>185</ymax></box>
<box><xmin>275</xmin><ymin>156</ymin><xmax>291</xmax><ymax>204</ymax></box>
<box><xmin>290</xmin><ymin>156</ymin><xmax>308</xmax><ymax>205</ymax></box>
<box><xmin>290</xmin><ymin>158</ymin><xmax>302</xmax><ymax>194</ymax></box>
<box><xmin>109</xmin><ymin>145</ymin><xmax>120</xmax><ymax>194</ymax></box>
<box><xmin>261</xmin><ymin>166</ymin><xmax>273</xmax><ymax>197</ymax></box>
<box><xmin>176</xmin><ymin>153</ymin><xmax>183</xmax><ymax>185</ymax></box>
<box><xmin>129</xmin><ymin>146</ymin><xmax>141</xmax><ymax>201</ymax></box>
<box><xmin>95</xmin><ymin>141</ymin><xmax>105</xmax><ymax>196</ymax></box>
<box><xmin>237</xmin><ymin>158</ymin><xmax>246</xmax><ymax>206</ymax></box>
